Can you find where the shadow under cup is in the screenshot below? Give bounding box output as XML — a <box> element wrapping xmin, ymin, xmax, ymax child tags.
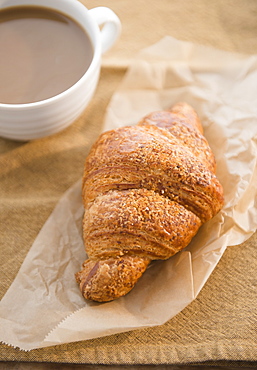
<box><xmin>0</xmin><ymin>0</ymin><xmax>121</xmax><ymax>141</ymax></box>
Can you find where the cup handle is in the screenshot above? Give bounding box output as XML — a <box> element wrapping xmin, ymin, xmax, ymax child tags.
<box><xmin>88</xmin><ymin>7</ymin><xmax>121</xmax><ymax>54</ymax></box>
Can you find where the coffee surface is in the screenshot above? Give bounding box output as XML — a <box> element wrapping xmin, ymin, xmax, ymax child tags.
<box><xmin>0</xmin><ymin>6</ymin><xmax>93</xmax><ymax>104</ymax></box>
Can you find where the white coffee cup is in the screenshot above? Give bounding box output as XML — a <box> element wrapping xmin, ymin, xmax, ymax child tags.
<box><xmin>0</xmin><ymin>0</ymin><xmax>121</xmax><ymax>141</ymax></box>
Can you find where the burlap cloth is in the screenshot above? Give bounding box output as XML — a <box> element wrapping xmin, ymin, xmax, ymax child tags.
<box><xmin>0</xmin><ymin>0</ymin><xmax>256</xmax><ymax>365</ymax></box>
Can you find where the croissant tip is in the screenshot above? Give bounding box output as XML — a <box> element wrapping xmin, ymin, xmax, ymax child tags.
<box><xmin>76</xmin><ymin>256</ymin><xmax>150</xmax><ymax>302</ymax></box>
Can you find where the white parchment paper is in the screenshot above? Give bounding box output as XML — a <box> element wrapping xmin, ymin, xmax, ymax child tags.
<box><xmin>1</xmin><ymin>36</ymin><xmax>257</xmax><ymax>350</ymax></box>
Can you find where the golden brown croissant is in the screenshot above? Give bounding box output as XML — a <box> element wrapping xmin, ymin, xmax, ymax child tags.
<box><xmin>76</xmin><ymin>102</ymin><xmax>224</xmax><ymax>302</ymax></box>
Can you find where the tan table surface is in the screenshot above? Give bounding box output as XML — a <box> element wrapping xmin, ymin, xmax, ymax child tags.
<box><xmin>0</xmin><ymin>0</ymin><xmax>257</xmax><ymax>368</ymax></box>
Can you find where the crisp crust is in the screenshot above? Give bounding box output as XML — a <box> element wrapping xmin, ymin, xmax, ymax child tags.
<box><xmin>168</xmin><ymin>102</ymin><xmax>204</xmax><ymax>133</ymax></box>
<box><xmin>82</xmin><ymin>123</ymin><xmax>223</xmax><ymax>223</ymax></box>
<box><xmin>83</xmin><ymin>189</ymin><xmax>201</xmax><ymax>260</ymax></box>
<box><xmin>77</xmin><ymin>102</ymin><xmax>224</xmax><ymax>302</ymax></box>
<box><xmin>138</xmin><ymin>110</ymin><xmax>216</xmax><ymax>172</ymax></box>
<box><xmin>75</xmin><ymin>256</ymin><xmax>150</xmax><ymax>302</ymax></box>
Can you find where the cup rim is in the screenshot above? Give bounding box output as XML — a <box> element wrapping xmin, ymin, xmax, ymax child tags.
<box><xmin>0</xmin><ymin>0</ymin><xmax>102</xmax><ymax>109</ymax></box>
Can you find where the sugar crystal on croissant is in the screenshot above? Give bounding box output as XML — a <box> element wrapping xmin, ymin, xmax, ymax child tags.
<box><xmin>75</xmin><ymin>102</ymin><xmax>224</xmax><ymax>302</ymax></box>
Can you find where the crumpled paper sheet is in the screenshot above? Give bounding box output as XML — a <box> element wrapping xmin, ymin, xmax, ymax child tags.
<box><xmin>1</xmin><ymin>36</ymin><xmax>257</xmax><ymax>351</ymax></box>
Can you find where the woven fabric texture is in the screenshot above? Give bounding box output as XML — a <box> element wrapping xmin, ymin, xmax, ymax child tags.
<box><xmin>0</xmin><ymin>0</ymin><xmax>256</xmax><ymax>364</ymax></box>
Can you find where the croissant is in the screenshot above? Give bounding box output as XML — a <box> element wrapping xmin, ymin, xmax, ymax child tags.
<box><xmin>76</xmin><ymin>102</ymin><xmax>224</xmax><ymax>302</ymax></box>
